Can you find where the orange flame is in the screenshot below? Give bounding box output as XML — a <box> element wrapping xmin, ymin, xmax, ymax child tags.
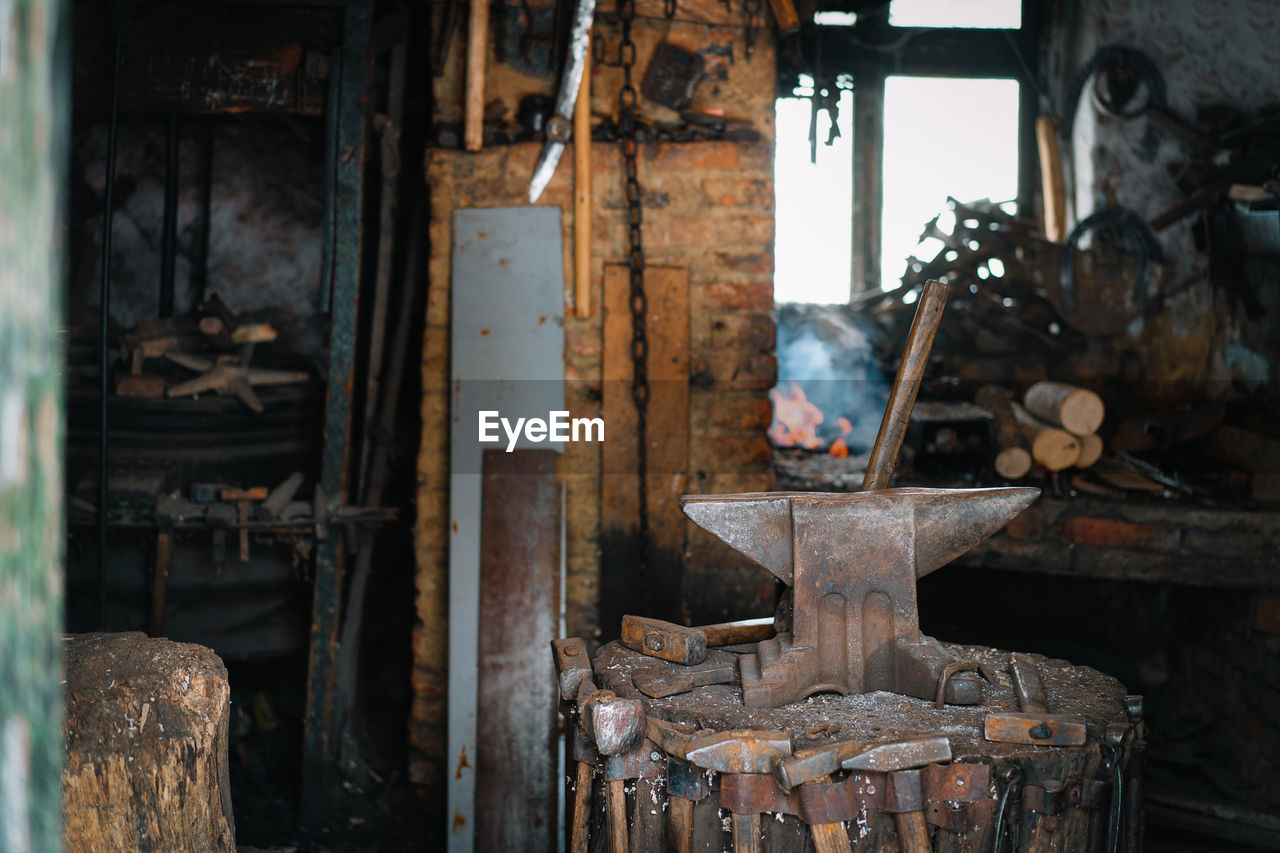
<box><xmin>769</xmin><ymin>382</ymin><xmax>823</xmax><ymax>449</ymax></box>
<box><xmin>837</xmin><ymin>417</ymin><xmax>853</xmax><ymax>436</ymax></box>
<box><xmin>828</xmin><ymin>437</ymin><xmax>849</xmax><ymax>457</ymax></box>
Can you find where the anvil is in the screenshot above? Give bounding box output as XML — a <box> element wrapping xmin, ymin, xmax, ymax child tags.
<box><xmin>681</xmin><ymin>486</ymin><xmax>1038</xmax><ymax>707</ymax></box>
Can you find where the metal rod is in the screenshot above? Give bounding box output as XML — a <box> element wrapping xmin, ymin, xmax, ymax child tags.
<box><xmin>861</xmin><ymin>279</ymin><xmax>951</xmax><ymax>491</ymax></box>
<box><xmin>159</xmin><ymin>113</ymin><xmax>179</xmax><ymax>317</ymax></box>
<box><xmin>98</xmin><ymin>31</ymin><xmax>123</xmax><ymax>629</ymax></box>
<box><xmin>319</xmin><ymin>47</ymin><xmax>341</xmax><ymax>313</ymax></box>
<box><xmin>191</xmin><ymin>120</ymin><xmax>214</xmax><ymax>309</ymax></box>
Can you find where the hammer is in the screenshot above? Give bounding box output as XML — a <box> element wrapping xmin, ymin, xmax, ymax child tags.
<box><xmin>984</xmin><ymin>653</ymin><xmax>1087</xmax><ymax>746</ymax></box>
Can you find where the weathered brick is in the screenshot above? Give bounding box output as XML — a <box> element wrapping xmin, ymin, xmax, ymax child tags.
<box><xmin>706</xmin><ymin>435</ymin><xmax>773</xmax><ymax>467</ymax></box>
<box><xmin>644</xmin><ymin>142</ymin><xmax>740</xmax><ymax>171</ymax></box>
<box><xmin>643</xmin><ymin>212</ymin><xmax>773</xmax><ymax>249</ymax></box>
<box><xmin>700</xmin><ymin>177</ymin><xmax>773</xmax><ymax>207</ymax></box>
<box><xmin>690</xmin><ymin>351</ymin><xmax>777</xmax><ymax>388</ymax></box>
<box><xmin>1052</xmin><ymin>516</ymin><xmax>1181</xmax><ymax>551</ymax></box>
<box><xmin>704</xmin><ymin>312</ymin><xmax>776</xmax><ymax>351</ymax></box>
<box><xmin>702</xmin><ymin>396</ymin><xmax>775</xmax><ymax>431</ymax></box>
<box><xmin>713</xmin><ymin>250</ymin><xmax>775</xmax><ymax>273</ymax></box>
<box><xmin>1185</xmin><ymin>527</ymin><xmax>1271</xmax><ymax>559</ymax></box>
<box><xmin>566</xmin><ymin>326</ymin><xmax>602</xmax><ymax>359</ymax></box>
<box><xmin>696</xmin><ymin>280</ymin><xmax>774</xmax><ymax>311</ymax></box>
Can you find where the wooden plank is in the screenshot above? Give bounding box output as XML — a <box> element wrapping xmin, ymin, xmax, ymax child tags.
<box><xmin>476</xmin><ymin>450</ymin><xmax>562</xmax><ymax>853</ymax></box>
<box><xmin>601</xmin><ymin>264</ymin><xmax>689</xmax><ymax>635</ymax></box>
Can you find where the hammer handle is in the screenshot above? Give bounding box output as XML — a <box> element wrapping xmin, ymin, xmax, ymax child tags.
<box><xmin>894</xmin><ymin>810</ymin><xmax>932</xmax><ymax>853</ymax></box>
<box><xmin>570</xmin><ymin>760</ymin><xmax>593</xmax><ymax>853</ymax></box>
<box><xmin>862</xmin><ymin>279</ymin><xmax>951</xmax><ymax>491</ymax></box>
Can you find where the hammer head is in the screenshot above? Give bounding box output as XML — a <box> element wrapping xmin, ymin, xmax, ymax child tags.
<box><xmin>680</xmin><ymin>488</ymin><xmax>1039</xmax><ymax>584</ymax></box>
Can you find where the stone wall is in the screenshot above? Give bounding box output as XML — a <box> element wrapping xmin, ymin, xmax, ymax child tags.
<box><xmin>410</xmin><ymin>10</ymin><xmax>782</xmax><ymax>786</ymax></box>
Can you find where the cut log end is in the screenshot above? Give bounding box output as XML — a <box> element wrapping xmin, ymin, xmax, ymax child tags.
<box><xmin>1075</xmin><ymin>433</ymin><xmax>1104</xmax><ymax>468</ymax></box>
<box><xmin>1023</xmin><ymin>381</ymin><xmax>1105</xmax><ymax>436</ymax></box>
<box><xmin>994</xmin><ymin>446</ymin><xmax>1033</xmax><ymax>480</ymax></box>
<box><xmin>1031</xmin><ymin>428</ymin><xmax>1081</xmax><ymax>471</ymax></box>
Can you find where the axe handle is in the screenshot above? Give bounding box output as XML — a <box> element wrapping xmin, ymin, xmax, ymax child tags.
<box><xmin>574</xmin><ymin>66</ymin><xmax>592</xmax><ymax>318</ymax></box>
<box><xmin>862</xmin><ymin>279</ymin><xmax>951</xmax><ymax>491</ymax></box>
<box><xmin>464</xmin><ymin>0</ymin><xmax>489</xmax><ymax>151</ymax></box>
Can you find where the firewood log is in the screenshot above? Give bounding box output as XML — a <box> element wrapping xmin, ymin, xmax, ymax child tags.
<box><xmin>1023</xmin><ymin>380</ymin><xmax>1105</xmax><ymax>436</ymax></box>
<box><xmin>1012</xmin><ymin>402</ymin><xmax>1080</xmax><ymax>471</ymax></box>
<box><xmin>1075</xmin><ymin>433</ymin><xmax>1104</xmax><ymax>468</ymax></box>
<box><xmin>975</xmin><ymin>385</ymin><xmax>1032</xmax><ymax>479</ymax></box>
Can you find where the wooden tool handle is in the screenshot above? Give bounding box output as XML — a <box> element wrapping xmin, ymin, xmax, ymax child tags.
<box><xmin>574</xmin><ymin>67</ymin><xmax>592</xmax><ymax>317</ymax></box>
<box><xmin>1036</xmin><ymin>115</ymin><xmax>1066</xmax><ymax>243</ymax></box>
<box><xmin>570</xmin><ymin>760</ymin><xmax>593</xmax><ymax>853</ymax></box>
<box><xmin>766</xmin><ymin>0</ymin><xmax>800</xmax><ymax>35</ymax></box>
<box><xmin>464</xmin><ymin>0</ymin><xmax>489</xmax><ymax>151</ymax></box>
<box><xmin>607</xmin><ymin>778</ymin><xmax>629</xmax><ymax>853</ymax></box>
<box><xmin>862</xmin><ymin>279</ymin><xmax>951</xmax><ymax>491</ymax></box>
<box><xmin>894</xmin><ymin>810</ymin><xmax>932</xmax><ymax>853</ymax></box>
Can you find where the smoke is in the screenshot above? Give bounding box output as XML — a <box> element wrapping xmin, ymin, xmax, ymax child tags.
<box><xmin>772</xmin><ymin>303</ymin><xmax>890</xmax><ymax>453</ymax></box>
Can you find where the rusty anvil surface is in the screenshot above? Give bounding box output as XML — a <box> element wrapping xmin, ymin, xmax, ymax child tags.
<box><xmin>681</xmin><ymin>487</ymin><xmax>1039</xmax><ymax>708</ymax></box>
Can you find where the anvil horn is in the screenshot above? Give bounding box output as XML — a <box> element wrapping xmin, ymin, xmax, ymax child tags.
<box><xmin>679</xmin><ymin>487</ymin><xmax>1039</xmax><ymax>584</ymax></box>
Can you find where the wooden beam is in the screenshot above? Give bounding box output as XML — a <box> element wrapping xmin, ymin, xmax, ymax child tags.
<box><xmin>601</xmin><ymin>265</ymin><xmax>690</xmax><ymax>634</ymax></box>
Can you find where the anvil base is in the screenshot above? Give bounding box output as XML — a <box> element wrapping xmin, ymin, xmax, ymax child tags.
<box><xmin>738</xmin><ymin>632</ymin><xmax>984</xmax><ymax>708</ymax></box>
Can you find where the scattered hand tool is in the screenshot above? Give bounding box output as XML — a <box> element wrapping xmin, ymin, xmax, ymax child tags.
<box><xmin>701</xmin><ymin>616</ymin><xmax>774</xmax><ymax>646</ymax></box>
<box><xmin>220</xmin><ymin>487</ymin><xmax>267</xmax><ymax>561</ymax></box>
<box><xmin>773</xmin><ymin>735</ymin><xmax>952</xmax><ymax>792</ymax></box>
<box><xmin>683</xmin><ymin>729</ymin><xmax>791</xmax><ymax>774</ymax></box>
<box><xmin>621</xmin><ymin>614</ymin><xmax>707</xmax><ymax>665</ymax></box>
<box><xmin>681</xmin><ymin>280</ymin><xmax>1040</xmax><ymax>708</ymax></box>
<box><xmin>631</xmin><ymin>661</ymin><xmax>737</xmax><ymax>698</ymax></box>
<box><xmin>551</xmin><ymin>638</ymin><xmax>598</xmax><ymax>853</ymax></box>
<box><xmin>164</xmin><ymin>351</ymin><xmax>309</xmax><ymax>413</ymax></box>
<box><xmin>985</xmin><ymin>653</ymin><xmax>1087</xmax><ymax>746</ymax></box>
<box><xmin>528</xmin><ymin>0</ymin><xmax>597</xmax><ymax>201</ymax></box>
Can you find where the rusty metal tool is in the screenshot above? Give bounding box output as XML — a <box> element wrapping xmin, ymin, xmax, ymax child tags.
<box><xmin>220</xmin><ymin>487</ymin><xmax>267</xmax><ymax>561</ymax></box>
<box><xmin>774</xmin><ymin>735</ymin><xmax>952</xmax><ymax>792</ymax></box>
<box><xmin>985</xmin><ymin>653</ymin><xmax>1087</xmax><ymax>746</ymax></box>
<box><xmin>621</xmin><ymin>614</ymin><xmax>707</xmax><ymax>665</ymax></box>
<box><xmin>553</xmin><ymin>639</ymin><xmax>596</xmax><ymax>853</ymax></box>
<box><xmin>702</xmin><ymin>616</ymin><xmax>774</xmax><ymax>646</ymax></box>
<box><xmin>681</xmin><ymin>279</ymin><xmax>1039</xmax><ymax>707</ymax></box>
<box><xmin>684</xmin><ymin>729</ymin><xmax>792</xmax><ymax>774</ymax></box>
<box><xmin>632</xmin><ymin>661</ymin><xmax>737</xmax><ymax>698</ymax></box>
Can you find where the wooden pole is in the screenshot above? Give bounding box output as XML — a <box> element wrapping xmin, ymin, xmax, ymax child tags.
<box><xmin>862</xmin><ymin>279</ymin><xmax>951</xmax><ymax>491</ymax></box>
<box><xmin>464</xmin><ymin>0</ymin><xmax>489</xmax><ymax>151</ymax></box>
<box><xmin>574</xmin><ymin>67</ymin><xmax>592</xmax><ymax>318</ymax></box>
<box><xmin>1036</xmin><ymin>115</ymin><xmax>1066</xmax><ymax>243</ymax></box>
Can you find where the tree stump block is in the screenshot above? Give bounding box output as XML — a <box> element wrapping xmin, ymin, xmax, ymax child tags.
<box><xmin>62</xmin><ymin>633</ymin><xmax>236</xmax><ymax>852</ymax></box>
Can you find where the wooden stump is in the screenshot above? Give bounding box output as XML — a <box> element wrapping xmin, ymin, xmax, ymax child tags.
<box><xmin>62</xmin><ymin>633</ymin><xmax>235</xmax><ymax>852</ymax></box>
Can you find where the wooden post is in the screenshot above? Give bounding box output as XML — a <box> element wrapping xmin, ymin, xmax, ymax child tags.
<box><xmin>464</xmin><ymin>0</ymin><xmax>489</xmax><ymax>151</ymax></box>
<box><xmin>574</xmin><ymin>69</ymin><xmax>592</xmax><ymax>318</ymax></box>
<box><xmin>0</xmin><ymin>1</ymin><xmax>65</xmax><ymax>849</ymax></box>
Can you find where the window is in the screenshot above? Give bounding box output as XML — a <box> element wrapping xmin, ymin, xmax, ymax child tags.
<box><xmin>880</xmin><ymin>75</ymin><xmax>1021</xmax><ymax>289</ymax></box>
<box><xmin>771</xmin><ymin>0</ymin><xmax>1035</xmax><ymax>302</ymax></box>
<box><xmin>889</xmin><ymin>0</ymin><xmax>1021</xmax><ymax>30</ymax></box>
<box><xmin>773</xmin><ymin>78</ymin><xmax>854</xmax><ymax>304</ymax></box>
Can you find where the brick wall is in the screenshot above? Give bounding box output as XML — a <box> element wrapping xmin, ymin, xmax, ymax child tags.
<box><xmin>409</xmin><ymin>135</ymin><xmax>779</xmax><ymax>785</ymax></box>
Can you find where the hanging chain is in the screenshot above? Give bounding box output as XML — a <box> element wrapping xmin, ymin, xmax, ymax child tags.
<box><xmin>618</xmin><ymin>0</ymin><xmax>650</xmax><ymax>560</ymax></box>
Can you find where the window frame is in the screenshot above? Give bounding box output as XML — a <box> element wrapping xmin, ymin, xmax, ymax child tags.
<box><xmin>778</xmin><ymin>1</ymin><xmax>1041</xmax><ymax>300</ymax></box>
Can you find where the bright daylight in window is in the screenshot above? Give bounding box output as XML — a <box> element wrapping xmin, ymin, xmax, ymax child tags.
<box><xmin>880</xmin><ymin>75</ymin><xmax>1021</xmax><ymax>290</ymax></box>
<box><xmin>773</xmin><ymin>78</ymin><xmax>854</xmax><ymax>304</ymax></box>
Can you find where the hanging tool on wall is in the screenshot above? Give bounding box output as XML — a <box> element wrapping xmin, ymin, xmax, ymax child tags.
<box><xmin>528</xmin><ymin>0</ymin><xmax>597</xmax><ymax>201</ymax></box>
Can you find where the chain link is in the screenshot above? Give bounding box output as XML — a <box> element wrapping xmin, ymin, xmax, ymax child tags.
<box><xmin>617</xmin><ymin>0</ymin><xmax>650</xmax><ymax>558</ymax></box>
